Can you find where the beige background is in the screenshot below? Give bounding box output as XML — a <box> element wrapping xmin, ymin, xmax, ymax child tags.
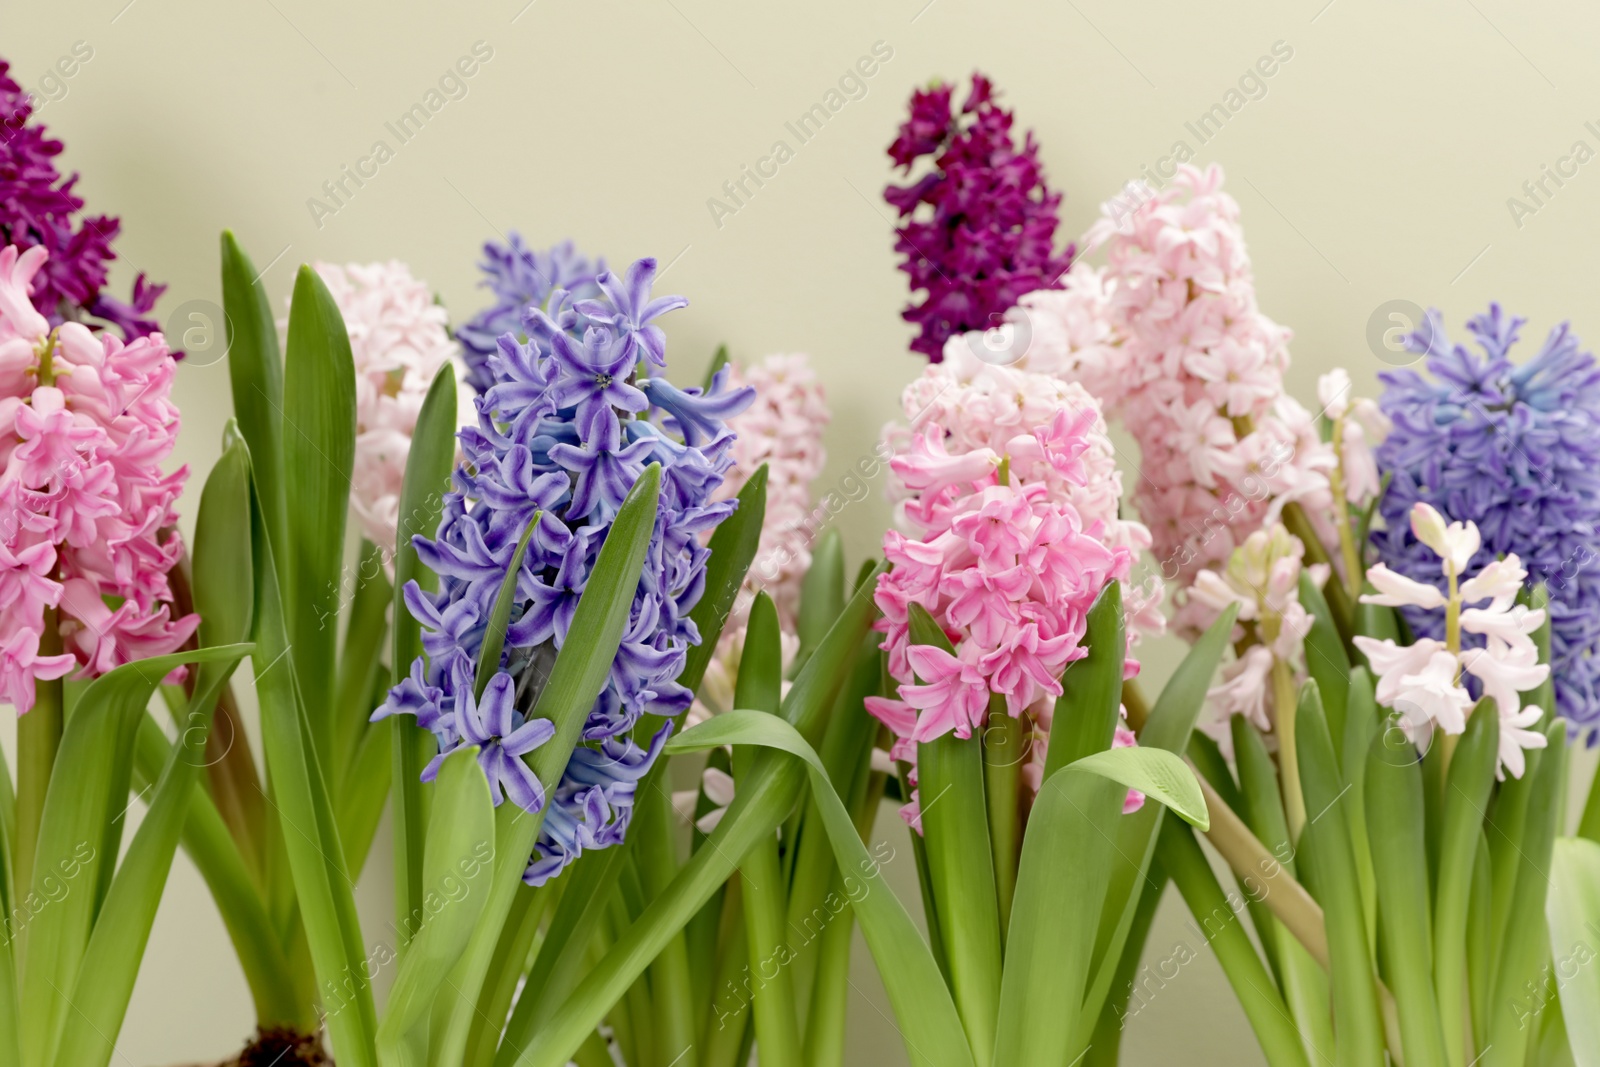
<box><xmin>8</xmin><ymin>0</ymin><xmax>1600</xmax><ymax>1062</ymax></box>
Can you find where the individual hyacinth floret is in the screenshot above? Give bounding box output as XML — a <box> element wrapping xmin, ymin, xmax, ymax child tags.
<box><xmin>456</xmin><ymin>234</ymin><xmax>606</xmax><ymax>395</ymax></box>
<box><xmin>376</xmin><ymin>256</ymin><xmax>754</xmax><ymax>885</ymax></box>
<box><xmin>884</xmin><ymin>73</ymin><xmax>1074</xmax><ymax>363</ymax></box>
<box><xmin>1372</xmin><ymin>305</ymin><xmax>1600</xmax><ymax>736</ymax></box>
<box><xmin>0</xmin><ymin>60</ymin><xmax>166</xmax><ymax>341</ymax></box>
<box><xmin>309</xmin><ymin>260</ymin><xmax>468</xmax><ymax>557</ymax></box>
<box><xmin>0</xmin><ymin>244</ymin><xmax>197</xmax><ymax>713</ymax></box>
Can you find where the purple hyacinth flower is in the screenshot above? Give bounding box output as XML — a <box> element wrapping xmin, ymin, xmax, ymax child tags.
<box><xmin>429</xmin><ymin>672</ymin><xmax>556</xmax><ymax>813</ymax></box>
<box><xmin>641</xmin><ymin>366</ymin><xmax>756</xmax><ymax>447</ymax></box>
<box><xmin>548</xmin><ymin>325</ymin><xmax>649</xmax><ymax>439</ymax></box>
<box><xmin>1374</xmin><ymin>303</ymin><xmax>1600</xmax><ymax>737</ymax></box>
<box><xmin>383</xmin><ymin>252</ymin><xmax>747</xmax><ymax>885</ymax></box>
<box><xmin>575</xmin><ymin>258</ymin><xmax>688</xmax><ymax>368</ymax></box>
<box><xmin>549</xmin><ymin>414</ymin><xmax>657</xmax><ymax>521</ymax></box>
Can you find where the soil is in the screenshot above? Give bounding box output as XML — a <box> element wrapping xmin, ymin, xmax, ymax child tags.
<box><xmin>224</xmin><ymin>1028</ymin><xmax>331</xmax><ymax>1066</ymax></box>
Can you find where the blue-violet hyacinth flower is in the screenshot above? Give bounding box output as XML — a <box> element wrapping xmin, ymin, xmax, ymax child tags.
<box><xmin>1373</xmin><ymin>304</ymin><xmax>1600</xmax><ymax>738</ymax></box>
<box><xmin>378</xmin><ymin>255</ymin><xmax>756</xmax><ymax>884</ymax></box>
<box><xmin>456</xmin><ymin>234</ymin><xmax>606</xmax><ymax>394</ymax></box>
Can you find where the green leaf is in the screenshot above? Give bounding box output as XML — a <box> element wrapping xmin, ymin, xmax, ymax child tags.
<box><xmin>668</xmin><ymin>711</ymin><xmax>975</xmax><ymax>1067</ymax></box>
<box><xmin>1069</xmin><ymin>748</ymin><xmax>1208</xmax><ymax>829</ymax></box>
<box><xmin>131</xmin><ymin>712</ymin><xmax>305</xmax><ymax>1027</ymax></box>
<box><xmin>376</xmin><ymin>746</ymin><xmax>495</xmax><ymax>1063</ymax></box>
<box><xmin>997</xmin><ymin>746</ymin><xmax>1208</xmax><ymax>1067</ymax></box>
<box><xmin>221</xmin><ymin>231</ymin><xmax>286</xmax><ymax>556</ymax></box>
<box><xmin>792</xmin><ymin>526</ymin><xmax>845</xmax><ymax>677</ymax></box>
<box><xmin>45</xmin><ymin>430</ymin><xmax>257</xmax><ymax>1067</ymax></box>
<box><xmin>1157</xmin><ymin>818</ymin><xmax>1311</xmax><ymax>1067</ymax></box>
<box><xmin>1363</xmin><ymin>736</ymin><xmax>1447</xmax><ymax>1067</ymax></box>
<box><xmin>1077</xmin><ymin>603</ymin><xmax>1238</xmax><ymax>1039</ymax></box>
<box><xmin>475</xmin><ymin>516</ymin><xmax>538</xmax><ymax>699</ymax></box>
<box><xmin>1434</xmin><ymin>698</ymin><xmax>1499</xmax><ymax>1067</ymax></box>
<box><xmin>334</xmin><ymin>540</ymin><xmax>391</xmax><ymax>782</ymax></box>
<box><xmin>1548</xmin><ymin>837</ymin><xmax>1600</xmax><ymax>1067</ymax></box>
<box><xmin>251</xmin><ymin>479</ymin><xmax>378</xmax><ymax>1066</ymax></box>
<box><xmin>1294</xmin><ymin>682</ymin><xmax>1384</xmax><ymax>1066</ymax></box>
<box><xmin>1298</xmin><ymin>570</ymin><xmax>1350</xmax><ymax>761</ymax></box>
<box><xmin>733</xmin><ymin>594</ymin><xmax>802</xmax><ymax>1067</ymax></box>
<box><xmin>681</xmin><ymin>464</ymin><xmax>767</xmax><ymax>695</ymax></box>
<box><xmin>1484</xmin><ymin>720</ymin><xmax>1566</xmax><ymax>1067</ymax></box>
<box><xmin>1044</xmin><ymin>581</ymin><xmax>1124</xmax><ymax>776</ymax></box>
<box><xmin>281</xmin><ymin>263</ymin><xmax>357</xmax><ymax>765</ymax></box>
<box><xmin>391</xmin><ymin>364</ymin><xmax>457</xmax><ymax>953</ymax></box>
<box><xmin>510</xmin><ymin>566</ymin><xmax>885</xmax><ymax>1067</ymax></box>
<box><xmin>429</xmin><ymin>466</ymin><xmax>663</xmax><ymax>1066</ymax></box>
<box><xmin>18</xmin><ymin>644</ymin><xmax>254</xmax><ymax>1067</ymax></box>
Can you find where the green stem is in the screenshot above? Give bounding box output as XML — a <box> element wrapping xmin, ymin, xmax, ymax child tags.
<box><xmin>1272</xmin><ymin>658</ymin><xmax>1306</xmax><ymax>841</ymax></box>
<box><xmin>1159</xmin><ymin>819</ymin><xmax>1310</xmax><ymax>1067</ymax></box>
<box><xmin>14</xmin><ymin>618</ymin><xmax>62</xmax><ymax>906</ymax></box>
<box><xmin>636</xmin><ymin>785</ymin><xmax>700</xmax><ymax>1067</ymax></box>
<box><xmin>982</xmin><ymin>703</ymin><xmax>1022</xmax><ymax>937</ymax></box>
<box><xmin>918</xmin><ymin>732</ymin><xmax>1002</xmax><ymax>1066</ymax></box>
<box><xmin>702</xmin><ymin>883</ymin><xmax>751</xmax><ymax>1067</ymax></box>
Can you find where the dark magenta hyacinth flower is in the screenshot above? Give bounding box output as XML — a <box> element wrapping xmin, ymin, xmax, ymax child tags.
<box><xmin>884</xmin><ymin>73</ymin><xmax>1074</xmax><ymax>362</ymax></box>
<box><xmin>0</xmin><ymin>59</ymin><xmax>165</xmax><ymax>341</ymax></box>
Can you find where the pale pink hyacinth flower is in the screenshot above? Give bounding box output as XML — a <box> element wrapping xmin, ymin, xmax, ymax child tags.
<box><xmin>1352</xmin><ymin>502</ymin><xmax>1549</xmax><ymax>779</ymax></box>
<box><xmin>1025</xmin><ymin>165</ymin><xmax>1340</xmax><ymax>636</ymax></box>
<box><xmin>0</xmin><ymin>245</ymin><xmax>198</xmax><ymax>712</ymax></box>
<box><xmin>713</xmin><ymin>353</ymin><xmax>830</xmax><ymax>633</ymax></box>
<box><xmin>679</xmin><ymin>353</ymin><xmax>828</xmax><ymax>819</ymax></box>
<box><xmin>306</xmin><ymin>261</ymin><xmax>470</xmax><ymax>561</ymax></box>
<box><xmin>1193</xmin><ymin>525</ymin><xmax>1325</xmax><ymax>753</ymax></box>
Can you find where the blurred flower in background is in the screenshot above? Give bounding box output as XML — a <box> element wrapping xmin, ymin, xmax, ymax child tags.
<box><xmin>0</xmin><ymin>60</ymin><xmax>166</xmax><ymax>342</ymax></box>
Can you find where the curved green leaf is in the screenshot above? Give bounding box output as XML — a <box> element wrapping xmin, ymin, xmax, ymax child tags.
<box><xmin>668</xmin><ymin>710</ymin><xmax>974</xmax><ymax>1067</ymax></box>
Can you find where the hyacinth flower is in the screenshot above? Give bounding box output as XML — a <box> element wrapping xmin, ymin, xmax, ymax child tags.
<box><xmin>309</xmin><ymin>259</ymin><xmax>471</xmax><ymax>559</ymax></box>
<box><xmin>0</xmin><ymin>239</ymin><xmax>257</xmax><ymax>1067</ymax></box>
<box><xmin>0</xmin><ymin>59</ymin><xmax>166</xmax><ymax>340</ymax></box>
<box><xmin>0</xmin><ymin>244</ymin><xmax>197</xmax><ymax>880</ymax></box>
<box><xmin>378</xmin><ymin>253</ymin><xmax>752</xmax><ymax>885</ymax></box>
<box><xmin>1372</xmin><ymin>304</ymin><xmax>1600</xmax><ymax>738</ymax></box>
<box><xmin>455</xmin><ymin>233</ymin><xmax>605</xmax><ymax>394</ymax></box>
<box><xmin>679</xmin><ymin>352</ymin><xmax>830</xmax><ymax>830</ymax></box>
<box><xmin>884</xmin><ymin>73</ymin><xmax>1075</xmax><ymax>362</ymax></box>
<box><xmin>1356</xmin><ymin>503</ymin><xmax>1549</xmax><ymax>779</ymax></box>
<box><xmin>1047</xmin><ymin>164</ymin><xmax>1349</xmax><ymax>636</ymax></box>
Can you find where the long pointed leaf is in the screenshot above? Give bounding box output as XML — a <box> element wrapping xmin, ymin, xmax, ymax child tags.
<box><xmin>282</xmin><ymin>263</ymin><xmax>357</xmax><ymax>766</ymax></box>
<box><xmin>431</xmin><ymin>466</ymin><xmax>662</xmax><ymax>1065</ymax></box>
<box><xmin>391</xmin><ymin>365</ymin><xmax>457</xmax><ymax>954</ymax></box>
